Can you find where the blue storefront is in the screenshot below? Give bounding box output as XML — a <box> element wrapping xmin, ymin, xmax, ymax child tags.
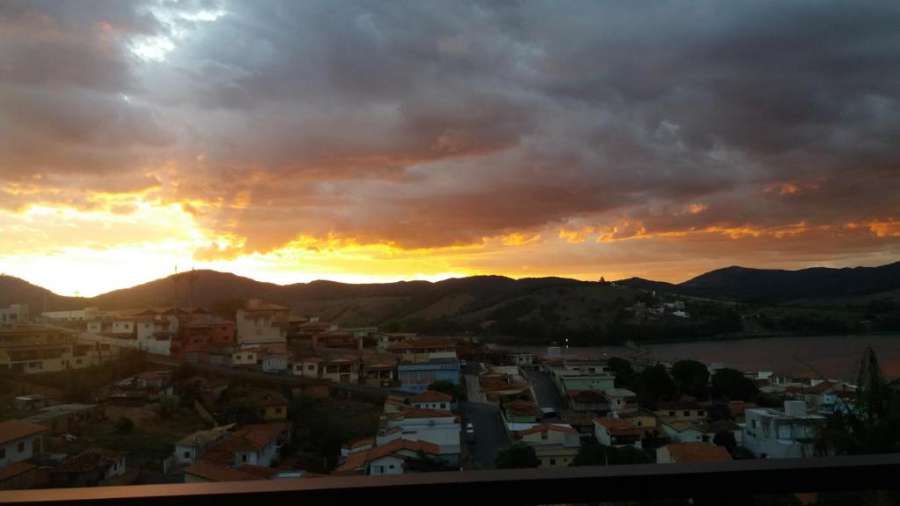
<box><xmin>397</xmin><ymin>357</ymin><xmax>461</xmax><ymax>394</ymax></box>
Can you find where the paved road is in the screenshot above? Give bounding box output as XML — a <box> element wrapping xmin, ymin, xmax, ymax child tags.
<box><xmin>523</xmin><ymin>368</ymin><xmax>563</xmax><ymax>411</ymax></box>
<box><xmin>459</xmin><ymin>401</ymin><xmax>509</xmax><ymax>469</ymax></box>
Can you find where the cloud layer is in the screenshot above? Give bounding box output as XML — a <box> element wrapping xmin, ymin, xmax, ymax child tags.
<box><xmin>1</xmin><ymin>0</ymin><xmax>898</xmax><ymax>292</ymax></box>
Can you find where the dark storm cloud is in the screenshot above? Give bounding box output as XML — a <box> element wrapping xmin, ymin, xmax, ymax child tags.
<box><xmin>1</xmin><ymin>0</ymin><xmax>898</xmax><ymax>257</ymax></box>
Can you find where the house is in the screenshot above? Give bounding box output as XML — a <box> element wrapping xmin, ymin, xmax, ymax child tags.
<box><xmin>54</xmin><ymin>448</ymin><xmax>127</xmax><ymax>487</ymax></box>
<box><xmin>0</xmin><ymin>305</ymin><xmax>29</xmax><ymax>326</ymax></box>
<box><xmin>0</xmin><ymin>420</ymin><xmax>47</xmax><ymax>469</ymax></box>
<box><xmin>320</xmin><ymin>356</ymin><xmax>360</xmax><ymax>384</ymax></box>
<box><xmin>174</xmin><ymin>425</ymin><xmax>235</xmax><ymax>465</ymax></box>
<box><xmin>231</xmin><ymin>349</ymin><xmax>259</xmax><ymax>368</ymax></box>
<box><xmin>291</xmin><ymin>356</ymin><xmax>323</xmax><ymax>379</ymax></box>
<box><xmin>656</xmin><ymin>442</ymin><xmax>731</xmax><ymax>464</ymax></box>
<box><xmin>360</xmin><ymin>355</ymin><xmax>397</xmax><ymax>387</ymax></box>
<box><xmin>397</xmin><ymin>357</ymin><xmax>460</xmax><ymax>394</ymax></box>
<box><xmin>661</xmin><ymin>420</ymin><xmax>705</xmax><ymax>443</ymax></box>
<box><xmin>24</xmin><ymin>404</ymin><xmax>102</xmax><ymax>435</ymax></box>
<box><xmin>0</xmin><ymin>461</ymin><xmax>42</xmax><ymax>490</ymax></box>
<box><xmin>380</xmin><ymin>409</ymin><xmax>461</xmax><ymax>464</ymax></box>
<box><xmin>261</xmin><ymin>352</ymin><xmax>289</xmax><ymax>374</ymax></box>
<box><xmin>509</xmin><ymin>352</ymin><xmax>535</xmax><ymax>366</ymax></box>
<box><xmin>340</xmin><ymin>437</ymin><xmax>375</xmax><ymax>458</ymax></box>
<box><xmin>13</xmin><ymin>395</ymin><xmax>52</xmax><ymax>412</ymax></box>
<box><xmin>236</xmin><ymin>300</ymin><xmax>289</xmax><ymax>346</ymax></box>
<box><xmin>513</xmin><ymin>424</ymin><xmax>581</xmax><ymax>468</ymax></box>
<box><xmin>695</xmin><ymin>419</ymin><xmax>743</xmax><ymax>446</ymax></box>
<box><xmin>593</xmin><ymin>417</ymin><xmax>643</xmax><ymax>449</ymax></box>
<box><xmin>184</xmin><ymin>460</ymin><xmax>278</xmax><ymax>483</ymax></box>
<box><xmin>566</xmin><ymin>390</ymin><xmax>609</xmax><ymax>413</ymax></box>
<box><xmin>654</xmin><ymin>401</ymin><xmax>707</xmax><ymax>422</ymax></box>
<box><xmin>502</xmin><ymin>400</ymin><xmax>541</xmax><ymax>424</ymax></box>
<box><xmin>743</xmin><ymin>401</ymin><xmax>825</xmax><ymax>459</ymax></box>
<box><xmin>604</xmin><ymin>388</ymin><xmax>638</xmax><ymax>414</ymax></box>
<box><xmin>249</xmin><ymin>390</ymin><xmax>289</xmax><ymax>422</ymax></box>
<box><xmin>411</xmin><ymin>390</ymin><xmax>452</xmax><ymax>411</ymax></box>
<box><xmin>547</xmin><ymin>361</ymin><xmax>615</xmax><ymax>396</ymax></box>
<box><xmin>333</xmin><ymin>439</ymin><xmax>442</xmax><ymax>476</ymax></box>
<box><xmin>0</xmin><ymin>326</ymin><xmax>114</xmax><ymax>373</ymax></box>
<box><xmin>202</xmin><ymin>423</ymin><xmax>291</xmax><ymax>468</ymax></box>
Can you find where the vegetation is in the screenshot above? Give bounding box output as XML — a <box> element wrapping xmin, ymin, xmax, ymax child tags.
<box><xmin>711</xmin><ymin>368</ymin><xmax>760</xmax><ymax>401</ymax></box>
<box><xmin>670</xmin><ymin>360</ymin><xmax>710</xmax><ymax>399</ymax></box>
<box><xmin>571</xmin><ymin>439</ymin><xmax>651</xmax><ymax>466</ymax></box>
<box><xmin>494</xmin><ymin>442</ymin><xmax>540</xmax><ymax>469</ymax></box>
<box><xmin>427</xmin><ymin>380</ymin><xmax>467</xmax><ymax>401</ymax></box>
<box><xmin>288</xmin><ymin>395</ymin><xmax>380</xmax><ymax>472</ymax></box>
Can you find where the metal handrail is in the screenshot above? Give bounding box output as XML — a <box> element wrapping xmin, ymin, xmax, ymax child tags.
<box><xmin>1</xmin><ymin>454</ymin><xmax>899</xmax><ymax>505</ymax></box>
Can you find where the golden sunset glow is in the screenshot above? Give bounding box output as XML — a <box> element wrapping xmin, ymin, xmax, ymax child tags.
<box><xmin>1</xmin><ymin>1</ymin><xmax>898</xmax><ymax>296</ymax></box>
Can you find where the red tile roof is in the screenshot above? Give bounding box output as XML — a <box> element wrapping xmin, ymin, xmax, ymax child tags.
<box><xmin>400</xmin><ymin>408</ymin><xmax>453</xmax><ymax>419</ymax></box>
<box><xmin>412</xmin><ymin>390</ymin><xmax>453</xmax><ymax>403</ymax></box>
<box><xmin>593</xmin><ymin>417</ymin><xmax>643</xmax><ymax>436</ymax></box>
<box><xmin>515</xmin><ymin>424</ymin><xmax>577</xmax><ymax>437</ymax></box>
<box><xmin>185</xmin><ymin>461</ymin><xmax>277</xmax><ymax>482</ymax></box>
<box><xmin>333</xmin><ymin>439</ymin><xmax>440</xmax><ymax>474</ymax></box>
<box><xmin>0</xmin><ymin>420</ymin><xmax>47</xmax><ymax>445</ymax></box>
<box><xmin>0</xmin><ymin>461</ymin><xmax>36</xmax><ymax>482</ymax></box>
<box><xmin>663</xmin><ymin>443</ymin><xmax>732</xmax><ymax>463</ymax></box>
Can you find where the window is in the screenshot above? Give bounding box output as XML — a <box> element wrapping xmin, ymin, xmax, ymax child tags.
<box><xmin>550</xmin><ymin>459</ymin><xmax>556</xmax><ymax>465</ymax></box>
<box><xmin>389</xmin><ymin>464</ymin><xmax>395</xmax><ymax>469</ymax></box>
<box><xmin>0</xmin><ymin>448</ymin><xmax>5</xmax><ymax>459</ymax></box>
<box><xmin>684</xmin><ymin>410</ymin><xmax>690</xmax><ymax>416</ymax></box>
<box><xmin>242</xmin><ymin>454</ymin><xmax>248</xmax><ymax>462</ymax></box>
<box><xmin>18</xmin><ymin>441</ymin><xmax>26</xmax><ymax>453</ymax></box>
<box><xmin>669</xmin><ymin>411</ymin><xmax>675</xmax><ymax>416</ymax></box>
<box><xmin>184</xmin><ymin>451</ymin><xmax>190</xmax><ymax>459</ymax></box>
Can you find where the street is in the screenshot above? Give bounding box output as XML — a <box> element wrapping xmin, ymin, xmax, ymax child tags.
<box><xmin>523</xmin><ymin>368</ymin><xmax>563</xmax><ymax>412</ymax></box>
<box><xmin>460</xmin><ymin>361</ymin><xmax>509</xmax><ymax>469</ymax></box>
<box><xmin>459</xmin><ymin>400</ymin><xmax>509</xmax><ymax>469</ymax></box>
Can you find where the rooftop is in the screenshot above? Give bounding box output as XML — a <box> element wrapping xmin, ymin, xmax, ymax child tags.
<box><xmin>411</xmin><ymin>390</ymin><xmax>453</xmax><ymax>403</ymax></box>
<box><xmin>663</xmin><ymin>443</ymin><xmax>732</xmax><ymax>463</ymax></box>
<box><xmin>0</xmin><ymin>420</ymin><xmax>48</xmax><ymax>445</ymax></box>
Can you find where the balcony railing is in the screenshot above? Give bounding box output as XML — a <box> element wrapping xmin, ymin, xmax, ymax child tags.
<box><xmin>1</xmin><ymin>454</ymin><xmax>899</xmax><ymax>505</ymax></box>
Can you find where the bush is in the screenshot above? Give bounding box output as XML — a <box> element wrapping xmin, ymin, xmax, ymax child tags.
<box><xmin>115</xmin><ymin>417</ymin><xmax>135</xmax><ymax>434</ymax></box>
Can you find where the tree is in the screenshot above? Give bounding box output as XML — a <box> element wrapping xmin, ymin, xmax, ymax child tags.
<box><xmin>495</xmin><ymin>443</ymin><xmax>540</xmax><ymax>469</ymax></box>
<box><xmin>636</xmin><ymin>365</ymin><xmax>677</xmax><ymax>405</ymax></box>
<box><xmin>572</xmin><ymin>440</ymin><xmax>651</xmax><ymax>466</ymax></box>
<box><xmin>608</xmin><ymin>357</ymin><xmax>637</xmax><ymax>389</ymax></box>
<box><xmin>671</xmin><ymin>360</ymin><xmax>710</xmax><ymax>399</ymax></box>
<box><xmin>115</xmin><ymin>417</ymin><xmax>135</xmax><ymax>434</ymax></box>
<box><xmin>713</xmin><ymin>430</ymin><xmax>737</xmax><ymax>454</ymax></box>
<box><xmin>711</xmin><ymin>368</ymin><xmax>758</xmax><ymax>401</ymax></box>
<box><xmin>428</xmin><ymin>380</ymin><xmax>466</xmax><ymax>401</ymax></box>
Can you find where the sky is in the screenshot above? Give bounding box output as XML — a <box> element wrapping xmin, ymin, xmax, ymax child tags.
<box><xmin>1</xmin><ymin>0</ymin><xmax>899</xmax><ymax>296</ymax></box>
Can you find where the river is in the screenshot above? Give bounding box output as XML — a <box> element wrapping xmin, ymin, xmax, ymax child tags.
<box><xmin>492</xmin><ymin>334</ymin><xmax>900</xmax><ymax>381</ymax></box>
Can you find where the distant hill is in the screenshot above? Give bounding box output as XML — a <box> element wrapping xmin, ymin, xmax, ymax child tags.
<box><xmin>0</xmin><ymin>275</ymin><xmax>83</xmax><ymax>314</ymax></box>
<box><xmin>2</xmin><ymin>260</ymin><xmax>898</xmax><ymax>332</ymax></box>
<box><xmin>676</xmin><ymin>262</ymin><xmax>900</xmax><ymax>302</ymax></box>
<box><xmin>615</xmin><ymin>261</ymin><xmax>900</xmax><ymax>303</ymax></box>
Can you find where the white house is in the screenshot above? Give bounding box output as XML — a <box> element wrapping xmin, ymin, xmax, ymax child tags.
<box><xmin>174</xmin><ymin>425</ymin><xmax>234</xmax><ymax>466</ymax></box>
<box><xmin>207</xmin><ymin>423</ymin><xmax>290</xmax><ymax>468</ymax></box>
<box><xmin>661</xmin><ymin>420</ymin><xmax>705</xmax><ymax>443</ymax></box>
<box><xmin>291</xmin><ymin>357</ymin><xmax>323</xmax><ymax>379</ymax></box>
<box><xmin>381</xmin><ymin>408</ymin><xmax>461</xmax><ymax>464</ymax></box>
<box><xmin>410</xmin><ymin>390</ymin><xmax>452</xmax><ymax>411</ymax></box>
<box><xmin>604</xmin><ymin>388</ymin><xmax>637</xmax><ymax>414</ymax></box>
<box><xmin>261</xmin><ymin>353</ymin><xmax>288</xmax><ymax>374</ymax></box>
<box><xmin>593</xmin><ymin>417</ymin><xmax>643</xmax><ymax>448</ymax></box>
<box><xmin>513</xmin><ymin>424</ymin><xmax>581</xmax><ymax>468</ymax></box>
<box><xmin>0</xmin><ymin>420</ymin><xmax>46</xmax><ymax>469</ymax></box>
<box><xmin>334</xmin><ymin>439</ymin><xmax>441</xmax><ymax>476</ymax></box>
<box><xmin>743</xmin><ymin>401</ymin><xmax>825</xmax><ymax>459</ymax></box>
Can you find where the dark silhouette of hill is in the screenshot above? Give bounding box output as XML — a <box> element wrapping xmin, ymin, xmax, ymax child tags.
<box><xmin>675</xmin><ymin>261</ymin><xmax>900</xmax><ymax>302</ymax></box>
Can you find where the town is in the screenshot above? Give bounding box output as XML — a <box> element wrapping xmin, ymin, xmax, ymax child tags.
<box><xmin>0</xmin><ymin>299</ymin><xmax>895</xmax><ymax>492</ymax></box>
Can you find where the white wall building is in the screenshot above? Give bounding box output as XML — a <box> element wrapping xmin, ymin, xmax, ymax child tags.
<box><xmin>743</xmin><ymin>401</ymin><xmax>825</xmax><ymax>459</ymax></box>
<box><xmin>0</xmin><ymin>420</ymin><xmax>46</xmax><ymax>469</ymax></box>
<box><xmin>0</xmin><ymin>305</ymin><xmax>29</xmax><ymax>326</ymax></box>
